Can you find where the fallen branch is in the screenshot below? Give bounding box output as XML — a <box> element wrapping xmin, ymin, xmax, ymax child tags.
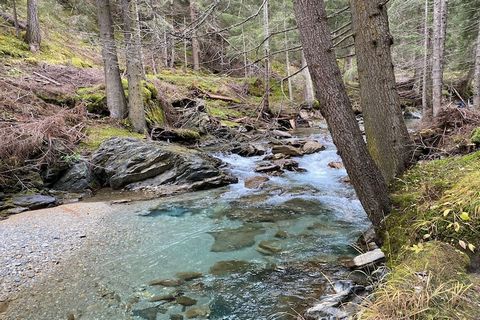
<box><xmin>0</xmin><ymin>11</ymin><xmax>26</xmax><ymax>30</ymax></box>
<box><xmin>32</xmin><ymin>72</ymin><xmax>62</xmax><ymax>86</ymax></box>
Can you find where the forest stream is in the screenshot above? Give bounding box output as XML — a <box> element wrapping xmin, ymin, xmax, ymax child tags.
<box><xmin>0</xmin><ymin>128</ymin><xmax>370</xmax><ymax>320</ymax></box>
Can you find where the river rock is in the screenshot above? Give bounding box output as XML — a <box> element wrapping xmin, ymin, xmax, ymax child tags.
<box><xmin>274</xmin><ymin>230</ymin><xmax>288</xmax><ymax>239</ymax></box>
<box><xmin>302</xmin><ymin>141</ymin><xmax>326</xmax><ymax>154</ymax></box>
<box><xmin>209</xmin><ymin>225</ymin><xmax>265</xmax><ymax>252</ymax></box>
<box><xmin>170</xmin><ymin>315</ymin><xmax>184</xmax><ymax>320</ymax></box>
<box><xmin>148</xmin><ymin>279</ymin><xmax>184</xmax><ymax>287</ymax></box>
<box><xmin>271</xmin><ymin>130</ymin><xmax>292</xmax><ymax>138</ymax></box>
<box><xmin>271</xmin><ymin>145</ymin><xmax>303</xmax><ymax>157</ymax></box>
<box><xmin>230</xmin><ymin>144</ymin><xmax>266</xmax><ymax>157</ymax></box>
<box><xmin>255</xmin><ymin>163</ymin><xmax>282</xmax><ymax>174</ymax></box>
<box><xmin>304</xmin><ymin>280</ymin><xmax>354</xmax><ymax>320</ymax></box>
<box><xmin>273</xmin><ymin>159</ymin><xmax>304</xmax><ymax>172</ymax></box>
<box><xmin>185</xmin><ymin>305</ymin><xmax>210</xmax><ymax>319</ymax></box>
<box><xmin>244</xmin><ymin>176</ymin><xmax>270</xmax><ymax>189</ymax></box>
<box><xmin>257</xmin><ymin>240</ymin><xmax>282</xmax><ymax>255</ymax></box>
<box><xmin>12</xmin><ymin>194</ymin><xmax>57</xmax><ymax>210</ymax></box>
<box><xmin>344</xmin><ymin>249</ymin><xmax>385</xmax><ymax>269</ymax></box>
<box><xmin>328</xmin><ymin>161</ymin><xmax>344</xmax><ymax>169</ymax></box>
<box><xmin>176</xmin><ymin>272</ymin><xmax>203</xmax><ymax>281</ymax></box>
<box><xmin>176</xmin><ymin>296</ymin><xmax>197</xmax><ymax>306</ymax></box>
<box><xmin>209</xmin><ymin>260</ymin><xmax>252</xmax><ymax>275</ymax></box>
<box><xmin>53</xmin><ymin>162</ymin><xmax>96</xmax><ymax>192</ymax></box>
<box><xmin>149</xmin><ymin>294</ymin><xmax>176</xmax><ymax>302</ymax></box>
<box><xmin>84</xmin><ymin>138</ymin><xmax>237</xmax><ymax>191</ymax></box>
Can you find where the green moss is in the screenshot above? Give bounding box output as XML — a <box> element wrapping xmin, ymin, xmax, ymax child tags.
<box><xmin>471</xmin><ymin>127</ymin><xmax>480</xmax><ymax>144</ymax></box>
<box><xmin>76</xmin><ymin>86</ymin><xmax>107</xmax><ymax>114</ymax></box>
<box><xmin>206</xmin><ymin>100</ymin><xmax>243</xmax><ymax>120</ymax></box>
<box><xmin>173</xmin><ymin>128</ymin><xmax>200</xmax><ymax>140</ymax></box>
<box><xmin>384</xmin><ymin>151</ymin><xmax>480</xmax><ymax>258</ymax></box>
<box><xmin>0</xmin><ymin>34</ymin><xmax>29</xmax><ymax>58</ymax></box>
<box><xmin>70</xmin><ymin>57</ymin><xmax>93</xmax><ymax>68</ymax></box>
<box><xmin>81</xmin><ymin>125</ymin><xmax>144</xmax><ymax>150</ymax></box>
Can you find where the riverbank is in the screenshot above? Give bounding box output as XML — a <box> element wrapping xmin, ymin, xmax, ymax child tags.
<box><xmin>358</xmin><ymin>151</ymin><xmax>480</xmax><ymax>319</ymax></box>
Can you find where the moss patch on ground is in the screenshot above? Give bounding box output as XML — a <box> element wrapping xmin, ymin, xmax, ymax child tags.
<box><xmin>360</xmin><ymin>151</ymin><xmax>480</xmax><ymax>320</ymax></box>
<box><xmin>81</xmin><ymin>125</ymin><xmax>144</xmax><ymax>151</ymax></box>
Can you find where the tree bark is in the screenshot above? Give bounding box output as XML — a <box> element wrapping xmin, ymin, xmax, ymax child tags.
<box><xmin>121</xmin><ymin>0</ymin><xmax>146</xmax><ymax>133</ymax></box>
<box><xmin>301</xmin><ymin>51</ymin><xmax>315</xmax><ymax>108</ymax></box>
<box><xmin>189</xmin><ymin>0</ymin><xmax>200</xmax><ymax>71</ymax></box>
<box><xmin>262</xmin><ymin>0</ymin><xmax>272</xmax><ymax>117</ymax></box>
<box><xmin>26</xmin><ymin>0</ymin><xmax>41</xmax><ymax>52</ymax></box>
<box><xmin>422</xmin><ymin>0</ymin><xmax>433</xmax><ymax>122</ymax></box>
<box><xmin>294</xmin><ymin>0</ymin><xmax>391</xmax><ymax>229</ymax></box>
<box><xmin>96</xmin><ymin>0</ymin><xmax>128</xmax><ymax>120</ymax></box>
<box><xmin>473</xmin><ymin>21</ymin><xmax>480</xmax><ymax>108</ymax></box>
<box><xmin>432</xmin><ymin>0</ymin><xmax>448</xmax><ymax>117</ymax></box>
<box><xmin>12</xmin><ymin>0</ymin><xmax>20</xmax><ymax>37</ymax></box>
<box><xmin>350</xmin><ymin>0</ymin><xmax>411</xmax><ymax>184</ymax></box>
<box><xmin>283</xmin><ymin>10</ymin><xmax>293</xmax><ymax>101</ymax></box>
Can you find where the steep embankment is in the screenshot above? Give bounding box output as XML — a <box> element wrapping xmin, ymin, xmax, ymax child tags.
<box><xmin>359</xmin><ymin>150</ymin><xmax>480</xmax><ymax>319</ymax></box>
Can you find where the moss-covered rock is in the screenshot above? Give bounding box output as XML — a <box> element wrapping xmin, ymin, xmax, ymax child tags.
<box><xmin>81</xmin><ymin>125</ymin><xmax>144</xmax><ymax>151</ymax></box>
<box><xmin>470</xmin><ymin>127</ymin><xmax>480</xmax><ymax>145</ymax></box>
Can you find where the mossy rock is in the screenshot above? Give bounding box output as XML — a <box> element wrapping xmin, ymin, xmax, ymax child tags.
<box><xmin>0</xmin><ymin>34</ymin><xmax>29</xmax><ymax>58</ymax></box>
<box><xmin>470</xmin><ymin>127</ymin><xmax>480</xmax><ymax>145</ymax></box>
<box><xmin>76</xmin><ymin>86</ymin><xmax>108</xmax><ymax>115</ymax></box>
<box><xmin>81</xmin><ymin>125</ymin><xmax>144</xmax><ymax>151</ymax></box>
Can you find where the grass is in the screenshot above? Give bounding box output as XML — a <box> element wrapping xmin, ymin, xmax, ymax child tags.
<box><xmin>359</xmin><ymin>151</ymin><xmax>480</xmax><ymax>320</ymax></box>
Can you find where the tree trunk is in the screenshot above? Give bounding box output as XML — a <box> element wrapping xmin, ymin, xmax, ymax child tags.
<box><xmin>473</xmin><ymin>21</ymin><xmax>480</xmax><ymax>108</ymax></box>
<box><xmin>283</xmin><ymin>12</ymin><xmax>293</xmax><ymax>101</ymax></box>
<box><xmin>432</xmin><ymin>0</ymin><xmax>448</xmax><ymax>117</ymax></box>
<box><xmin>350</xmin><ymin>0</ymin><xmax>411</xmax><ymax>184</ymax></box>
<box><xmin>12</xmin><ymin>0</ymin><xmax>20</xmax><ymax>37</ymax></box>
<box><xmin>294</xmin><ymin>0</ymin><xmax>391</xmax><ymax>229</ymax></box>
<box><xmin>121</xmin><ymin>0</ymin><xmax>146</xmax><ymax>133</ymax></box>
<box><xmin>262</xmin><ymin>0</ymin><xmax>271</xmax><ymax>117</ymax></box>
<box><xmin>26</xmin><ymin>0</ymin><xmax>41</xmax><ymax>52</ymax></box>
<box><xmin>190</xmin><ymin>0</ymin><xmax>200</xmax><ymax>71</ymax></box>
<box><xmin>301</xmin><ymin>51</ymin><xmax>315</xmax><ymax>107</ymax></box>
<box><xmin>183</xmin><ymin>17</ymin><xmax>188</xmax><ymax>68</ymax></box>
<box><xmin>422</xmin><ymin>0</ymin><xmax>433</xmax><ymax>122</ymax></box>
<box><xmin>96</xmin><ymin>0</ymin><xmax>128</xmax><ymax>120</ymax></box>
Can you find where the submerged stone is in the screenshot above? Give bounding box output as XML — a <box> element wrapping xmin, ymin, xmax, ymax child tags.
<box><xmin>149</xmin><ymin>294</ymin><xmax>176</xmax><ymax>302</ymax></box>
<box><xmin>257</xmin><ymin>240</ymin><xmax>282</xmax><ymax>255</ymax></box>
<box><xmin>209</xmin><ymin>260</ymin><xmax>252</xmax><ymax>276</ymax></box>
<box><xmin>208</xmin><ymin>225</ymin><xmax>264</xmax><ymax>252</ymax></box>
<box><xmin>185</xmin><ymin>305</ymin><xmax>210</xmax><ymax>319</ymax></box>
<box><xmin>244</xmin><ymin>176</ymin><xmax>269</xmax><ymax>189</ymax></box>
<box><xmin>148</xmin><ymin>279</ymin><xmax>184</xmax><ymax>287</ymax></box>
<box><xmin>176</xmin><ymin>296</ymin><xmax>197</xmax><ymax>306</ymax></box>
<box><xmin>176</xmin><ymin>272</ymin><xmax>203</xmax><ymax>281</ymax></box>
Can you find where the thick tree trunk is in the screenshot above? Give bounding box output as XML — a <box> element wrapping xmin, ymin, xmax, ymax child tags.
<box><xmin>121</xmin><ymin>0</ymin><xmax>146</xmax><ymax>133</ymax></box>
<box><xmin>301</xmin><ymin>51</ymin><xmax>315</xmax><ymax>107</ymax></box>
<box><xmin>190</xmin><ymin>0</ymin><xmax>200</xmax><ymax>71</ymax></box>
<box><xmin>432</xmin><ymin>0</ymin><xmax>448</xmax><ymax>117</ymax></box>
<box><xmin>96</xmin><ymin>0</ymin><xmax>128</xmax><ymax>120</ymax></box>
<box><xmin>294</xmin><ymin>0</ymin><xmax>391</xmax><ymax>229</ymax></box>
<box><xmin>350</xmin><ymin>0</ymin><xmax>411</xmax><ymax>184</ymax></box>
<box><xmin>26</xmin><ymin>0</ymin><xmax>41</xmax><ymax>52</ymax></box>
<box><xmin>422</xmin><ymin>0</ymin><xmax>433</xmax><ymax>122</ymax></box>
<box><xmin>473</xmin><ymin>21</ymin><xmax>480</xmax><ymax>108</ymax></box>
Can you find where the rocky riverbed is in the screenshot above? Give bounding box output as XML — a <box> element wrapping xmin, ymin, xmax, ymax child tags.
<box><xmin>0</xmin><ymin>129</ymin><xmax>380</xmax><ymax>320</ymax></box>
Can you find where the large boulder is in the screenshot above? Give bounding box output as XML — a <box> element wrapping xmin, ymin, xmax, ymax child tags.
<box><xmin>90</xmin><ymin>138</ymin><xmax>237</xmax><ymax>191</ymax></box>
<box><xmin>12</xmin><ymin>194</ymin><xmax>57</xmax><ymax>210</ymax></box>
<box><xmin>53</xmin><ymin>161</ymin><xmax>97</xmax><ymax>192</ymax></box>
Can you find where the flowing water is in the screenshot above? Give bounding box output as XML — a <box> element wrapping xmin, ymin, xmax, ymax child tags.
<box><xmin>3</xmin><ymin>129</ymin><xmax>370</xmax><ymax>320</ymax></box>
